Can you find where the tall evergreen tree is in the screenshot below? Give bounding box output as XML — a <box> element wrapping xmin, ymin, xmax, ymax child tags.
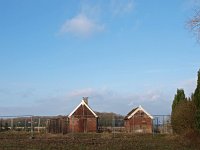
<box><xmin>195</xmin><ymin>109</ymin><xmax>200</xmax><ymax>130</ymax></box>
<box><xmin>171</xmin><ymin>101</ymin><xmax>196</xmax><ymax>134</ymax></box>
<box><xmin>193</xmin><ymin>69</ymin><xmax>200</xmax><ymax>109</ymax></box>
<box><xmin>171</xmin><ymin>89</ymin><xmax>187</xmax><ymax>133</ymax></box>
<box><xmin>172</xmin><ymin>89</ymin><xmax>186</xmax><ymax>112</ymax></box>
<box><xmin>193</xmin><ymin>69</ymin><xmax>200</xmax><ymax>130</ymax></box>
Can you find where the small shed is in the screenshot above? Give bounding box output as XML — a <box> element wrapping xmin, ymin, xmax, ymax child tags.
<box><xmin>124</xmin><ymin>105</ymin><xmax>153</xmax><ymax>133</ymax></box>
<box><xmin>68</xmin><ymin>97</ymin><xmax>98</xmax><ymax>133</ymax></box>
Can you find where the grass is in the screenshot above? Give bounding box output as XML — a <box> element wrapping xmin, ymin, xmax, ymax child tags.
<box><xmin>0</xmin><ymin>131</ymin><xmax>199</xmax><ymax>150</ymax></box>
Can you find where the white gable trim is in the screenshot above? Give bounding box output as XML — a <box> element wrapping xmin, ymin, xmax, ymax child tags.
<box><xmin>68</xmin><ymin>100</ymin><xmax>98</xmax><ymax>118</ymax></box>
<box><xmin>127</xmin><ymin>105</ymin><xmax>153</xmax><ymax>119</ymax></box>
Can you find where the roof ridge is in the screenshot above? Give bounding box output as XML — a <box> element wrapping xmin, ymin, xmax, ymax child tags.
<box><xmin>125</xmin><ymin>105</ymin><xmax>153</xmax><ymax>119</ymax></box>
<box><xmin>68</xmin><ymin>99</ymin><xmax>98</xmax><ymax>118</ymax></box>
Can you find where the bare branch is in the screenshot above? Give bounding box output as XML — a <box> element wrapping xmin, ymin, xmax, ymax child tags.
<box><xmin>188</xmin><ymin>9</ymin><xmax>200</xmax><ymax>42</ymax></box>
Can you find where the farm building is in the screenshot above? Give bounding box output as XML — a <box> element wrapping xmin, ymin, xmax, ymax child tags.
<box><xmin>124</xmin><ymin>105</ymin><xmax>153</xmax><ymax>133</ymax></box>
<box><xmin>68</xmin><ymin>97</ymin><xmax>98</xmax><ymax>133</ymax></box>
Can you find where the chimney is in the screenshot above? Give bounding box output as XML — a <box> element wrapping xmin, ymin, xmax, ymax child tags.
<box><xmin>83</xmin><ymin>97</ymin><xmax>88</xmax><ymax>104</ymax></box>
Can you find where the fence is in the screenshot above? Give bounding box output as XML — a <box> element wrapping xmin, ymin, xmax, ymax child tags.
<box><xmin>0</xmin><ymin>114</ymin><xmax>172</xmax><ymax>136</ymax></box>
<box><xmin>152</xmin><ymin>115</ymin><xmax>172</xmax><ymax>134</ymax></box>
<box><xmin>46</xmin><ymin>116</ymin><xmax>68</xmax><ymax>134</ymax></box>
<box><xmin>97</xmin><ymin>114</ymin><xmax>172</xmax><ymax>135</ymax></box>
<box><xmin>0</xmin><ymin>115</ymin><xmax>49</xmax><ymax>138</ymax></box>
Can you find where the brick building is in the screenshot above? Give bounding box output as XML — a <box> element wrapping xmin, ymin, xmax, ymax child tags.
<box><xmin>124</xmin><ymin>105</ymin><xmax>153</xmax><ymax>133</ymax></box>
<box><xmin>68</xmin><ymin>97</ymin><xmax>98</xmax><ymax>133</ymax></box>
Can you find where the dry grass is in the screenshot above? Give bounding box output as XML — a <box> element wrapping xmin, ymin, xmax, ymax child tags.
<box><xmin>0</xmin><ymin>131</ymin><xmax>199</xmax><ymax>150</ymax></box>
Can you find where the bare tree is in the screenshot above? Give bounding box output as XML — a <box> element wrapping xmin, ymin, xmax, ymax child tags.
<box><xmin>188</xmin><ymin>9</ymin><xmax>200</xmax><ymax>42</ymax></box>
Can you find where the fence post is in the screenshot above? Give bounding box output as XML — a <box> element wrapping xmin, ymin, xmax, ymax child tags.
<box><xmin>30</xmin><ymin>116</ymin><xmax>34</xmax><ymax>139</ymax></box>
<box><xmin>112</xmin><ymin>115</ymin><xmax>115</xmax><ymax>138</ymax></box>
<box><xmin>25</xmin><ymin>119</ymin><xmax>27</xmax><ymax>131</ymax></box>
<box><xmin>38</xmin><ymin>117</ymin><xmax>40</xmax><ymax>133</ymax></box>
<box><xmin>11</xmin><ymin>118</ymin><xmax>13</xmax><ymax>130</ymax></box>
<box><xmin>0</xmin><ymin>119</ymin><xmax>1</xmax><ymax>131</ymax></box>
<box><xmin>162</xmin><ymin>115</ymin><xmax>164</xmax><ymax>134</ymax></box>
<box><xmin>152</xmin><ymin>118</ymin><xmax>154</xmax><ymax>137</ymax></box>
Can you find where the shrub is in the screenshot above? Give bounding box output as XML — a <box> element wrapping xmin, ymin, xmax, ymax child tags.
<box><xmin>195</xmin><ymin>109</ymin><xmax>200</xmax><ymax>131</ymax></box>
<box><xmin>171</xmin><ymin>101</ymin><xmax>196</xmax><ymax>134</ymax></box>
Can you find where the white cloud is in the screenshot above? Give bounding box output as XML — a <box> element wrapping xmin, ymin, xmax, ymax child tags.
<box><xmin>60</xmin><ymin>14</ymin><xmax>104</xmax><ymax>37</ymax></box>
<box><xmin>182</xmin><ymin>0</ymin><xmax>200</xmax><ymax>11</ymax></box>
<box><xmin>64</xmin><ymin>88</ymin><xmax>169</xmax><ymax>115</ymax></box>
<box><xmin>0</xmin><ymin>87</ymin><xmax>171</xmax><ymax>116</ymax></box>
<box><xmin>59</xmin><ymin>0</ymin><xmax>137</xmax><ymax>38</ymax></box>
<box><xmin>68</xmin><ymin>88</ymin><xmax>95</xmax><ymax>97</ymax></box>
<box><xmin>110</xmin><ymin>0</ymin><xmax>135</xmax><ymax>16</ymax></box>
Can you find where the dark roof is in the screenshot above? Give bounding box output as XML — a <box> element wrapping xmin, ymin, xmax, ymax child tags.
<box><xmin>124</xmin><ymin>107</ymin><xmax>138</xmax><ymax>120</ymax></box>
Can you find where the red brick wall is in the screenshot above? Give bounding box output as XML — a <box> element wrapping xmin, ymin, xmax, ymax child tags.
<box><xmin>68</xmin><ymin>117</ymin><xmax>97</xmax><ymax>132</ymax></box>
<box><xmin>86</xmin><ymin>118</ymin><xmax>97</xmax><ymax>132</ymax></box>
<box><xmin>68</xmin><ymin>104</ymin><xmax>97</xmax><ymax>133</ymax></box>
<box><xmin>125</xmin><ymin>110</ymin><xmax>152</xmax><ymax>133</ymax></box>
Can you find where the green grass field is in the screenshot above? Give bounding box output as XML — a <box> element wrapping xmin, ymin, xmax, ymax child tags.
<box><xmin>0</xmin><ymin>131</ymin><xmax>199</xmax><ymax>150</ymax></box>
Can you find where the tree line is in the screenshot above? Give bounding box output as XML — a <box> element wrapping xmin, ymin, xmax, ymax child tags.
<box><xmin>171</xmin><ymin>69</ymin><xmax>200</xmax><ymax>134</ymax></box>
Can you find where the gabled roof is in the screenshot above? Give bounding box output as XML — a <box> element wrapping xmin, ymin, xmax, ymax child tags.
<box><xmin>125</xmin><ymin>105</ymin><xmax>153</xmax><ymax>119</ymax></box>
<box><xmin>124</xmin><ymin>107</ymin><xmax>138</xmax><ymax>119</ymax></box>
<box><xmin>68</xmin><ymin>99</ymin><xmax>98</xmax><ymax>118</ymax></box>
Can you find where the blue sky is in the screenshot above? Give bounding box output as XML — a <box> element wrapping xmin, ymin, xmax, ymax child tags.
<box><xmin>0</xmin><ymin>0</ymin><xmax>200</xmax><ymax>116</ymax></box>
